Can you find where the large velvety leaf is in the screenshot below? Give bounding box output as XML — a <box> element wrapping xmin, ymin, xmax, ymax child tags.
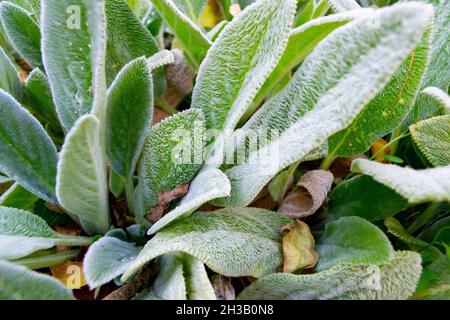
<box><xmin>56</xmin><ymin>115</ymin><xmax>110</xmax><ymax>235</ymax></box>
<box><xmin>151</xmin><ymin>0</ymin><xmax>211</xmax><ymax>68</ymax></box>
<box><xmin>122</xmin><ymin>208</ymin><xmax>290</xmax><ymax>281</ymax></box>
<box><xmin>410</xmin><ymin>115</ymin><xmax>450</xmax><ymax>167</ymax></box>
<box><xmin>326</xmin><ymin>175</ymin><xmax>408</xmax><ymax>222</ymax></box>
<box><xmin>135</xmin><ymin>109</ymin><xmax>204</xmax><ymax>218</ymax></box>
<box><xmin>105</xmin><ymin>0</ymin><xmax>164</xmax><ymax>95</ymax></box>
<box><xmin>84</xmin><ymin>236</ymin><xmax>141</xmax><ymax>288</ymax></box>
<box><xmin>148</xmin><ymin>168</ymin><xmax>231</xmax><ymax>234</ymax></box>
<box><xmin>150</xmin><ymin>253</ymin><xmax>216</xmax><ymax>300</ymax></box>
<box><xmin>316</xmin><ymin>216</ymin><xmax>393</xmax><ymax>271</ymax></box>
<box><xmin>408</xmin><ymin>0</ymin><xmax>449</xmax><ymax>123</ymax></box>
<box><xmin>251</xmin><ymin>9</ymin><xmax>372</xmax><ymax>112</ymax></box>
<box><xmin>0</xmin><ymin>260</ymin><xmax>75</xmax><ymax>300</ymax></box>
<box><xmin>217</xmin><ymin>3</ymin><xmax>433</xmax><ymax>207</ymax></box>
<box><xmin>24</xmin><ymin>68</ymin><xmax>60</xmax><ymax>127</ymax></box>
<box><xmin>0</xmin><ymin>1</ymin><xmax>41</xmax><ymax>67</ymax></box>
<box><xmin>327</xmin><ymin>27</ymin><xmax>431</xmax><ymax>157</ymax></box>
<box><xmin>192</xmin><ymin>0</ymin><xmax>297</xmax><ymax>133</ymax></box>
<box><xmin>0</xmin><ymin>182</ymin><xmax>38</xmax><ymax>209</ymax></box>
<box><xmin>41</xmin><ymin>0</ymin><xmax>107</xmax><ymax>130</ymax></box>
<box><xmin>352</xmin><ymin>159</ymin><xmax>450</xmax><ymax>204</ymax></box>
<box><xmin>239</xmin><ymin>251</ymin><xmax>422</xmax><ymax>300</ymax></box>
<box><xmin>0</xmin><ymin>206</ymin><xmax>92</xmax><ymax>260</ymax></box>
<box><xmin>0</xmin><ymin>90</ymin><xmax>57</xmax><ymax>203</ymax></box>
<box><xmin>0</xmin><ymin>47</ymin><xmax>22</xmax><ymax>101</ymax></box>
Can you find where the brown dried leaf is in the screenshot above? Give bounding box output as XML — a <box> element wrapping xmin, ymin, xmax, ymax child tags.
<box><xmin>282</xmin><ymin>220</ymin><xmax>319</xmax><ymax>273</ymax></box>
<box><xmin>329</xmin><ymin>154</ymin><xmax>368</xmax><ymax>179</ymax></box>
<box><xmin>211</xmin><ymin>275</ymin><xmax>235</xmax><ymax>300</ymax></box>
<box><xmin>278</xmin><ymin>170</ymin><xmax>333</xmax><ymax>218</ymax></box>
<box><xmin>145</xmin><ymin>184</ymin><xmax>190</xmax><ymax>223</ymax></box>
<box><xmin>371</xmin><ymin>138</ymin><xmax>391</xmax><ymax>163</ymax></box>
<box><xmin>163</xmin><ymin>49</ymin><xmax>195</xmax><ymax>107</ymax></box>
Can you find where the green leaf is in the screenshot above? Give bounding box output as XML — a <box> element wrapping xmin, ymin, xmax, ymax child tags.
<box><xmin>413</xmin><ymin>255</ymin><xmax>450</xmax><ymax>300</ymax></box>
<box><xmin>0</xmin><ymin>182</ymin><xmax>38</xmax><ymax>209</ymax></box>
<box><xmin>408</xmin><ymin>0</ymin><xmax>450</xmax><ymax>123</ymax></box>
<box><xmin>327</xmin><ymin>0</ymin><xmax>360</xmax><ymax>12</ymax></box>
<box><xmin>150</xmin><ymin>0</ymin><xmax>211</xmax><ymax>69</ymax></box>
<box><xmin>56</xmin><ymin>115</ymin><xmax>110</xmax><ymax>235</ymax></box>
<box><xmin>327</xmin><ymin>27</ymin><xmax>431</xmax><ymax>157</ymax></box>
<box><xmin>316</xmin><ymin>216</ymin><xmax>394</xmax><ymax>271</ymax></box>
<box><xmin>410</xmin><ymin>115</ymin><xmax>450</xmax><ymax>167</ymax></box>
<box><xmin>135</xmin><ymin>109</ymin><xmax>205</xmax><ymax>218</ymax></box>
<box><xmin>192</xmin><ymin>0</ymin><xmax>297</xmax><ymax>133</ymax></box>
<box><xmin>105</xmin><ymin>0</ymin><xmax>164</xmax><ymax>95</ymax></box>
<box><xmin>0</xmin><ymin>1</ymin><xmax>41</xmax><ymax>67</ymax></box>
<box><xmin>352</xmin><ymin>159</ymin><xmax>450</xmax><ymax>204</ymax></box>
<box><xmin>174</xmin><ymin>0</ymin><xmax>208</xmax><ymax>21</ymax></box>
<box><xmin>0</xmin><ymin>260</ymin><xmax>75</xmax><ymax>300</ymax></box>
<box><xmin>148</xmin><ymin>168</ymin><xmax>231</xmax><ymax>235</ymax></box>
<box><xmin>41</xmin><ymin>0</ymin><xmax>107</xmax><ymax>130</ymax></box>
<box><xmin>150</xmin><ymin>253</ymin><xmax>216</xmax><ymax>300</ymax></box>
<box><xmin>238</xmin><ymin>251</ymin><xmax>422</xmax><ymax>300</ymax></box>
<box><xmin>24</xmin><ymin>68</ymin><xmax>60</xmax><ymax>127</ymax></box>
<box><xmin>84</xmin><ymin>236</ymin><xmax>141</xmax><ymax>288</ymax></box>
<box><xmin>206</xmin><ymin>20</ymin><xmax>228</xmax><ymax>41</ymax></box>
<box><xmin>0</xmin><ymin>206</ymin><xmax>92</xmax><ymax>260</ymax></box>
<box><xmin>0</xmin><ymin>46</ymin><xmax>22</xmax><ymax>101</ymax></box>
<box><xmin>326</xmin><ymin>175</ymin><xmax>408</xmax><ymax>222</ymax></box>
<box><xmin>420</xmin><ymin>86</ymin><xmax>450</xmax><ymax>112</ymax></box>
<box><xmin>250</xmin><ymin>9</ymin><xmax>372</xmax><ymax>113</ymax></box>
<box><xmin>0</xmin><ymin>90</ymin><xmax>58</xmax><ymax>203</ymax></box>
<box><xmin>122</xmin><ymin>208</ymin><xmax>291</xmax><ymax>281</ymax></box>
<box><xmin>217</xmin><ymin>3</ymin><xmax>433</xmax><ymax>207</ymax></box>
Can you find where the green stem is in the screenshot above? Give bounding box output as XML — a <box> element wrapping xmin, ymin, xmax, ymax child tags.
<box><xmin>388</xmin><ymin>127</ymin><xmax>407</xmax><ymax>155</ymax></box>
<box><xmin>54</xmin><ymin>235</ymin><xmax>94</xmax><ymax>247</ymax></box>
<box><xmin>407</xmin><ymin>202</ymin><xmax>441</xmax><ymax>234</ymax></box>
<box><xmin>13</xmin><ymin>250</ymin><xmax>80</xmax><ymax>270</ymax></box>
<box><xmin>156</xmin><ymin>97</ymin><xmax>178</xmax><ymax>115</ymax></box>
<box><xmin>125</xmin><ymin>176</ymin><xmax>135</xmax><ymax>214</ymax></box>
<box><xmin>319</xmin><ymin>155</ymin><xmax>336</xmax><ymax>170</ymax></box>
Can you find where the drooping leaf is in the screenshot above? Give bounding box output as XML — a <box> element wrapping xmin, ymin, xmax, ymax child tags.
<box><xmin>238</xmin><ymin>251</ymin><xmax>422</xmax><ymax>300</ymax></box>
<box><xmin>0</xmin><ymin>260</ymin><xmax>75</xmax><ymax>300</ymax></box>
<box><xmin>316</xmin><ymin>216</ymin><xmax>394</xmax><ymax>271</ymax></box>
<box><xmin>0</xmin><ymin>206</ymin><xmax>92</xmax><ymax>260</ymax></box>
<box><xmin>84</xmin><ymin>236</ymin><xmax>141</xmax><ymax>288</ymax></box>
<box><xmin>149</xmin><ymin>0</ymin><xmax>211</xmax><ymax>69</ymax></box>
<box><xmin>326</xmin><ymin>175</ymin><xmax>408</xmax><ymax>222</ymax></box>
<box><xmin>122</xmin><ymin>208</ymin><xmax>291</xmax><ymax>281</ymax></box>
<box><xmin>24</xmin><ymin>68</ymin><xmax>60</xmax><ymax>127</ymax></box>
<box><xmin>217</xmin><ymin>3</ymin><xmax>433</xmax><ymax>207</ymax></box>
<box><xmin>410</xmin><ymin>115</ymin><xmax>450</xmax><ymax>167</ymax></box>
<box><xmin>135</xmin><ymin>109</ymin><xmax>205</xmax><ymax>219</ymax></box>
<box><xmin>0</xmin><ymin>1</ymin><xmax>41</xmax><ymax>67</ymax></box>
<box><xmin>0</xmin><ymin>182</ymin><xmax>38</xmax><ymax>209</ymax></box>
<box><xmin>0</xmin><ymin>90</ymin><xmax>57</xmax><ymax>203</ymax></box>
<box><xmin>105</xmin><ymin>0</ymin><xmax>164</xmax><ymax>95</ymax></box>
<box><xmin>41</xmin><ymin>0</ymin><xmax>107</xmax><ymax>130</ymax></box>
<box><xmin>148</xmin><ymin>168</ymin><xmax>231</xmax><ymax>235</ymax></box>
<box><xmin>250</xmin><ymin>9</ymin><xmax>372</xmax><ymax>113</ymax></box>
<box><xmin>0</xmin><ymin>46</ymin><xmax>22</xmax><ymax>101</ymax></box>
<box><xmin>351</xmin><ymin>159</ymin><xmax>450</xmax><ymax>204</ymax></box>
<box><xmin>56</xmin><ymin>115</ymin><xmax>110</xmax><ymax>235</ymax></box>
<box><xmin>192</xmin><ymin>0</ymin><xmax>297</xmax><ymax>133</ymax></box>
<box><xmin>327</xmin><ymin>27</ymin><xmax>431</xmax><ymax>157</ymax></box>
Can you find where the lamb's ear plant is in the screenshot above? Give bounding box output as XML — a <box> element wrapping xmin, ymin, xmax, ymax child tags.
<box><xmin>0</xmin><ymin>0</ymin><xmax>448</xmax><ymax>301</ymax></box>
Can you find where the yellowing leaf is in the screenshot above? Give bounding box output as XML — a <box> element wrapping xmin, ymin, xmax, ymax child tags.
<box><xmin>50</xmin><ymin>260</ymin><xmax>87</xmax><ymax>289</ymax></box>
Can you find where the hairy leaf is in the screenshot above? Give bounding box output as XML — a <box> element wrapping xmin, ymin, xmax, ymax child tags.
<box><xmin>316</xmin><ymin>216</ymin><xmax>393</xmax><ymax>271</ymax></box>
<box><xmin>0</xmin><ymin>47</ymin><xmax>22</xmax><ymax>101</ymax></box>
<box><xmin>0</xmin><ymin>90</ymin><xmax>57</xmax><ymax>203</ymax></box>
<box><xmin>84</xmin><ymin>236</ymin><xmax>141</xmax><ymax>288</ymax></box>
<box><xmin>238</xmin><ymin>251</ymin><xmax>422</xmax><ymax>300</ymax></box>
<box><xmin>352</xmin><ymin>159</ymin><xmax>450</xmax><ymax>204</ymax></box>
<box><xmin>122</xmin><ymin>208</ymin><xmax>290</xmax><ymax>281</ymax></box>
<box><xmin>42</xmin><ymin>0</ymin><xmax>107</xmax><ymax>130</ymax></box>
<box><xmin>56</xmin><ymin>115</ymin><xmax>110</xmax><ymax>235</ymax></box>
<box><xmin>0</xmin><ymin>1</ymin><xmax>41</xmax><ymax>67</ymax></box>
<box><xmin>217</xmin><ymin>3</ymin><xmax>433</xmax><ymax>207</ymax></box>
<box><xmin>421</xmin><ymin>87</ymin><xmax>450</xmax><ymax>112</ymax></box>
<box><xmin>0</xmin><ymin>182</ymin><xmax>38</xmax><ymax>209</ymax></box>
<box><xmin>413</xmin><ymin>255</ymin><xmax>450</xmax><ymax>300</ymax></box>
<box><xmin>327</xmin><ymin>0</ymin><xmax>360</xmax><ymax>12</ymax></box>
<box><xmin>148</xmin><ymin>168</ymin><xmax>231</xmax><ymax>235</ymax></box>
<box><xmin>0</xmin><ymin>260</ymin><xmax>75</xmax><ymax>300</ymax></box>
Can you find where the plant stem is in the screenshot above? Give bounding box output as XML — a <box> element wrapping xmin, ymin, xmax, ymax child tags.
<box><xmin>125</xmin><ymin>176</ymin><xmax>135</xmax><ymax>214</ymax></box>
<box><xmin>155</xmin><ymin>97</ymin><xmax>178</xmax><ymax>115</ymax></box>
<box><xmin>54</xmin><ymin>235</ymin><xmax>94</xmax><ymax>247</ymax></box>
<box><xmin>389</xmin><ymin>126</ymin><xmax>407</xmax><ymax>155</ymax></box>
<box><xmin>319</xmin><ymin>155</ymin><xmax>336</xmax><ymax>170</ymax></box>
<box><xmin>13</xmin><ymin>250</ymin><xmax>80</xmax><ymax>270</ymax></box>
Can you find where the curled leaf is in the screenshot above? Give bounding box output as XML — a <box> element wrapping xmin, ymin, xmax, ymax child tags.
<box><xmin>282</xmin><ymin>220</ymin><xmax>319</xmax><ymax>273</ymax></box>
<box><xmin>278</xmin><ymin>170</ymin><xmax>333</xmax><ymax>218</ymax></box>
